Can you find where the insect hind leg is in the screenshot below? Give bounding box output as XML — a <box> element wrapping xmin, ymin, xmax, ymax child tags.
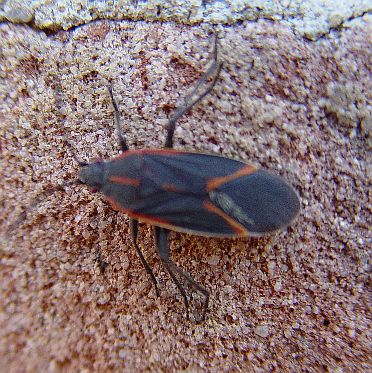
<box><xmin>165</xmin><ymin>34</ymin><xmax>222</xmax><ymax>149</ymax></box>
<box><xmin>154</xmin><ymin>226</ymin><xmax>209</xmax><ymax>322</ymax></box>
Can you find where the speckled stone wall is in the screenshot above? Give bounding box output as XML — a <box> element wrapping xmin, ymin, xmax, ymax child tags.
<box><xmin>0</xmin><ymin>3</ymin><xmax>371</xmax><ymax>372</ymax></box>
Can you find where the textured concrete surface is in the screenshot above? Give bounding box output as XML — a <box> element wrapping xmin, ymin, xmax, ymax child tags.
<box><xmin>0</xmin><ymin>18</ymin><xmax>371</xmax><ymax>373</ymax></box>
<box><xmin>0</xmin><ymin>0</ymin><xmax>371</xmax><ymax>39</ymax></box>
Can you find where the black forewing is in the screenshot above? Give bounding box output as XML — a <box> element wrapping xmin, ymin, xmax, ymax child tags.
<box><xmin>130</xmin><ymin>152</ymin><xmax>246</xmax><ymax>235</ymax></box>
<box><xmin>142</xmin><ymin>152</ymin><xmax>244</xmax><ymax>193</ymax></box>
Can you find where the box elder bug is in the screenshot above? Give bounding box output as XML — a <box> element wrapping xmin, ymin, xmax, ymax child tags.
<box><xmin>14</xmin><ymin>37</ymin><xmax>300</xmax><ymax>321</ymax></box>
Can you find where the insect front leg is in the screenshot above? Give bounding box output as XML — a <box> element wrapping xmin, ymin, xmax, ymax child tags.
<box><xmin>130</xmin><ymin>219</ymin><xmax>160</xmax><ymax>297</ymax></box>
<box><xmin>165</xmin><ymin>34</ymin><xmax>222</xmax><ymax>149</ymax></box>
<box><xmin>154</xmin><ymin>226</ymin><xmax>209</xmax><ymax>322</ymax></box>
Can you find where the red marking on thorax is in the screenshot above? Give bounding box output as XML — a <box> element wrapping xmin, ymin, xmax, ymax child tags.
<box><xmin>109</xmin><ymin>176</ymin><xmax>140</xmax><ymax>186</ymax></box>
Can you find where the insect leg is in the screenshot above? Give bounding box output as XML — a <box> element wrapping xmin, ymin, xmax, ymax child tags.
<box><xmin>154</xmin><ymin>226</ymin><xmax>190</xmax><ymax>320</ymax></box>
<box><xmin>95</xmin><ymin>251</ymin><xmax>108</xmax><ymax>274</ymax></box>
<box><xmin>155</xmin><ymin>227</ymin><xmax>210</xmax><ymax>321</ymax></box>
<box><xmin>165</xmin><ymin>35</ymin><xmax>222</xmax><ymax>148</ymax></box>
<box><xmin>108</xmin><ymin>86</ymin><xmax>129</xmax><ymax>152</ymax></box>
<box><xmin>170</xmin><ymin>263</ymin><xmax>209</xmax><ymax>322</ymax></box>
<box><xmin>130</xmin><ymin>219</ymin><xmax>160</xmax><ymax>297</ymax></box>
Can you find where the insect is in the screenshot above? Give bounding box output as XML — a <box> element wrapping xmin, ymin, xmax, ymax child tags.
<box><xmin>14</xmin><ymin>38</ymin><xmax>300</xmax><ymax>321</ymax></box>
